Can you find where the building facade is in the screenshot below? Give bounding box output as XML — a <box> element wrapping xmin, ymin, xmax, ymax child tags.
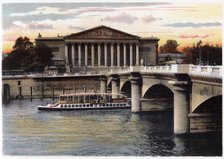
<box><xmin>36</xmin><ymin>25</ymin><xmax>159</xmax><ymax>73</ymax></box>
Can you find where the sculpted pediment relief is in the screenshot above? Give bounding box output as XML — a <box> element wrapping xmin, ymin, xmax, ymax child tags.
<box><xmin>66</xmin><ymin>25</ymin><xmax>139</xmax><ymax>40</ymax></box>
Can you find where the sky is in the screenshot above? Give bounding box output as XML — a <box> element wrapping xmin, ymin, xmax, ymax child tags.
<box><xmin>1</xmin><ymin>0</ymin><xmax>223</xmax><ymax>53</ymax></box>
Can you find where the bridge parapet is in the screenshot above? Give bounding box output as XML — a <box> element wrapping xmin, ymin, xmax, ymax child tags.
<box><xmin>140</xmin><ymin>64</ymin><xmax>190</xmax><ymax>74</ymax></box>
<box><xmin>102</xmin><ymin>64</ymin><xmax>191</xmax><ymax>75</ymax></box>
<box><xmin>189</xmin><ymin>65</ymin><xmax>222</xmax><ymax>79</ymax></box>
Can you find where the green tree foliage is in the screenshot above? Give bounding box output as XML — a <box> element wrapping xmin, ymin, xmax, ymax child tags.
<box><xmin>159</xmin><ymin>40</ymin><xmax>179</xmax><ymax>53</ymax></box>
<box><xmin>2</xmin><ymin>37</ymin><xmax>53</xmax><ymax>72</ymax></box>
<box><xmin>30</xmin><ymin>43</ymin><xmax>53</xmax><ymax>72</ymax></box>
<box><xmin>182</xmin><ymin>43</ymin><xmax>222</xmax><ymax>65</ymax></box>
<box><xmin>13</xmin><ymin>36</ymin><xmax>34</xmax><ymax>50</ymax></box>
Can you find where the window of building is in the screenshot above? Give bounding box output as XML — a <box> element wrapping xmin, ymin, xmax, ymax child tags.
<box><xmin>18</xmin><ymin>81</ymin><xmax>21</xmax><ymax>85</ymax></box>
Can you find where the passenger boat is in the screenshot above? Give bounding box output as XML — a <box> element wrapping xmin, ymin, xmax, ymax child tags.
<box><xmin>38</xmin><ymin>92</ymin><xmax>131</xmax><ymax>110</ymax></box>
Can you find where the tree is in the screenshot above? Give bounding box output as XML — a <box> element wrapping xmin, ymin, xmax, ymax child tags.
<box><xmin>13</xmin><ymin>36</ymin><xmax>34</xmax><ymax>50</ymax></box>
<box><xmin>182</xmin><ymin>43</ymin><xmax>222</xmax><ymax>65</ymax></box>
<box><xmin>2</xmin><ymin>37</ymin><xmax>53</xmax><ymax>72</ymax></box>
<box><xmin>3</xmin><ymin>36</ymin><xmax>35</xmax><ymax>70</ymax></box>
<box><xmin>30</xmin><ymin>42</ymin><xmax>53</xmax><ymax>72</ymax></box>
<box><xmin>159</xmin><ymin>40</ymin><xmax>179</xmax><ymax>53</ymax></box>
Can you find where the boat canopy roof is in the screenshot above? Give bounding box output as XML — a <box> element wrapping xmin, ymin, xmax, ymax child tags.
<box><xmin>60</xmin><ymin>92</ymin><xmax>124</xmax><ymax>97</ymax></box>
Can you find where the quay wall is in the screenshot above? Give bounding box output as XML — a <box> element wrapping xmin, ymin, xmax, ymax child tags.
<box><xmin>2</xmin><ymin>75</ymin><xmax>101</xmax><ymax>100</ymax></box>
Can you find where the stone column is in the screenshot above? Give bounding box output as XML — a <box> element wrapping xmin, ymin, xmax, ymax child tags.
<box><xmin>130</xmin><ymin>44</ymin><xmax>133</xmax><ymax>66</ymax></box>
<box><xmin>104</xmin><ymin>43</ymin><xmax>107</xmax><ymax>66</ymax></box>
<box><xmin>169</xmin><ymin>81</ymin><xmax>190</xmax><ymax>134</ymax></box>
<box><xmin>111</xmin><ymin>43</ymin><xmax>114</xmax><ymax>67</ymax></box>
<box><xmin>111</xmin><ymin>76</ymin><xmax>119</xmax><ymax>99</ymax></box>
<box><xmin>85</xmin><ymin>43</ymin><xmax>88</xmax><ymax>66</ymax></box>
<box><xmin>100</xmin><ymin>76</ymin><xmax>107</xmax><ymax>93</ymax></box>
<box><xmin>78</xmin><ymin>43</ymin><xmax>81</xmax><ymax>67</ymax></box>
<box><xmin>91</xmin><ymin>43</ymin><xmax>94</xmax><ymax>66</ymax></box>
<box><xmin>71</xmin><ymin>44</ymin><xmax>75</xmax><ymax>67</ymax></box>
<box><xmin>130</xmin><ymin>76</ymin><xmax>141</xmax><ymax>113</ymax></box>
<box><xmin>98</xmin><ymin>43</ymin><xmax>101</xmax><ymax>66</ymax></box>
<box><xmin>136</xmin><ymin>44</ymin><xmax>139</xmax><ymax>66</ymax></box>
<box><xmin>65</xmin><ymin>44</ymin><xmax>69</xmax><ymax>64</ymax></box>
<box><xmin>123</xmin><ymin>43</ymin><xmax>126</xmax><ymax>66</ymax></box>
<box><xmin>117</xmin><ymin>43</ymin><xmax>120</xmax><ymax>67</ymax></box>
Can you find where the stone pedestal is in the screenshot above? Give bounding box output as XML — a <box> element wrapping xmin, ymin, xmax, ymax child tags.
<box><xmin>100</xmin><ymin>76</ymin><xmax>107</xmax><ymax>93</ymax></box>
<box><xmin>169</xmin><ymin>81</ymin><xmax>190</xmax><ymax>134</ymax></box>
<box><xmin>130</xmin><ymin>76</ymin><xmax>141</xmax><ymax>113</ymax></box>
<box><xmin>111</xmin><ymin>76</ymin><xmax>119</xmax><ymax>99</ymax></box>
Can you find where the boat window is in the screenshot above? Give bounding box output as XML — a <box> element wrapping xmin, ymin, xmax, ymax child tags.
<box><xmin>75</xmin><ymin>105</ymin><xmax>78</xmax><ymax>107</ymax></box>
<box><xmin>68</xmin><ymin>105</ymin><xmax>71</xmax><ymax>107</ymax></box>
<box><xmin>65</xmin><ymin>105</ymin><xmax>67</xmax><ymax>108</ymax></box>
<box><xmin>61</xmin><ymin>105</ymin><xmax>63</xmax><ymax>108</ymax></box>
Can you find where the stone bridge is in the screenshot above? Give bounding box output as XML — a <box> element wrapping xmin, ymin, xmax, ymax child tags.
<box><xmin>99</xmin><ymin>65</ymin><xmax>222</xmax><ymax>134</ymax></box>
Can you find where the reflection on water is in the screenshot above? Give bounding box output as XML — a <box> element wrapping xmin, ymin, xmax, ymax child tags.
<box><xmin>3</xmin><ymin>99</ymin><xmax>222</xmax><ymax>156</ymax></box>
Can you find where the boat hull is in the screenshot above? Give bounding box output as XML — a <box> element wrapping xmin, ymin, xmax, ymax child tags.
<box><xmin>38</xmin><ymin>103</ymin><xmax>131</xmax><ymax>111</ymax></box>
<box><xmin>38</xmin><ymin>106</ymin><xmax>131</xmax><ymax>111</ymax></box>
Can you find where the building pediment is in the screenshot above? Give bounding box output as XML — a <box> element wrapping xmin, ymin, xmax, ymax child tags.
<box><xmin>65</xmin><ymin>25</ymin><xmax>139</xmax><ymax>40</ymax></box>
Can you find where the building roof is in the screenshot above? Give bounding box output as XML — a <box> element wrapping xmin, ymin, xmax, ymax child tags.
<box><xmin>64</xmin><ymin>25</ymin><xmax>140</xmax><ymax>40</ymax></box>
<box><xmin>35</xmin><ymin>25</ymin><xmax>159</xmax><ymax>41</ymax></box>
<box><xmin>35</xmin><ymin>36</ymin><xmax>64</xmax><ymax>41</ymax></box>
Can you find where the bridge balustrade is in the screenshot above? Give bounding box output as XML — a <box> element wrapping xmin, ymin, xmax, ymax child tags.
<box><xmin>189</xmin><ymin>65</ymin><xmax>222</xmax><ymax>79</ymax></box>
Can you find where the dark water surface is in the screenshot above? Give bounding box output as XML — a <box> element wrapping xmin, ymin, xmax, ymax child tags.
<box><xmin>3</xmin><ymin>99</ymin><xmax>222</xmax><ymax>156</ymax></box>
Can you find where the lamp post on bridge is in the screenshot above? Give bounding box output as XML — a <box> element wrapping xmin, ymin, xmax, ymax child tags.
<box><xmin>197</xmin><ymin>40</ymin><xmax>202</xmax><ymax>65</ymax></box>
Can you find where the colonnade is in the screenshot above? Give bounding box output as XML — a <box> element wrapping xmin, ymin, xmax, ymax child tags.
<box><xmin>65</xmin><ymin>42</ymin><xmax>139</xmax><ymax>67</ymax></box>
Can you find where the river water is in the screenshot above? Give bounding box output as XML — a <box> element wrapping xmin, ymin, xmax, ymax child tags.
<box><xmin>3</xmin><ymin>99</ymin><xmax>222</xmax><ymax>156</ymax></box>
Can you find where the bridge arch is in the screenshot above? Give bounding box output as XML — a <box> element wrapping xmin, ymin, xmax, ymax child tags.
<box><xmin>107</xmin><ymin>77</ymin><xmax>112</xmax><ymax>87</ymax></box>
<box><xmin>192</xmin><ymin>95</ymin><xmax>222</xmax><ymax>114</ymax></box>
<box><xmin>120</xmin><ymin>80</ymin><xmax>131</xmax><ymax>98</ymax></box>
<box><xmin>3</xmin><ymin>83</ymin><xmax>10</xmax><ymax>102</ymax></box>
<box><xmin>190</xmin><ymin>95</ymin><xmax>222</xmax><ymax>132</ymax></box>
<box><xmin>143</xmin><ymin>84</ymin><xmax>173</xmax><ymax>99</ymax></box>
<box><xmin>142</xmin><ymin>83</ymin><xmax>174</xmax><ymax>111</ymax></box>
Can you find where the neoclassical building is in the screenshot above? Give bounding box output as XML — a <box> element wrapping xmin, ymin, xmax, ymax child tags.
<box><xmin>35</xmin><ymin>25</ymin><xmax>159</xmax><ymax>72</ymax></box>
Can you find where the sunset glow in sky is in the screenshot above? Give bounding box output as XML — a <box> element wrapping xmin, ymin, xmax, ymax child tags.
<box><xmin>2</xmin><ymin>0</ymin><xmax>222</xmax><ymax>53</ymax></box>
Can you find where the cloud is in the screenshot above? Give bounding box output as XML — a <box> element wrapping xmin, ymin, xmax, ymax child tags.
<box><xmin>78</xmin><ymin>7</ymin><xmax>115</xmax><ymax>13</ymax></box>
<box><xmin>28</xmin><ymin>22</ymin><xmax>53</xmax><ymax>29</ymax></box>
<box><xmin>3</xmin><ymin>34</ymin><xmax>18</xmax><ymax>42</ymax></box>
<box><xmin>68</xmin><ymin>25</ymin><xmax>85</xmax><ymax>31</ymax></box>
<box><xmin>164</xmin><ymin>22</ymin><xmax>221</xmax><ymax>28</ymax></box>
<box><xmin>141</xmin><ymin>15</ymin><xmax>162</xmax><ymax>23</ymax></box>
<box><xmin>178</xmin><ymin>34</ymin><xmax>209</xmax><ymax>39</ymax></box>
<box><xmin>12</xmin><ymin>21</ymin><xmax>53</xmax><ymax>30</ymax></box>
<box><xmin>11</xmin><ymin>6</ymin><xmax>75</xmax><ymax>16</ymax></box>
<box><xmin>10</xmin><ymin>6</ymin><xmax>114</xmax><ymax>17</ymax></box>
<box><xmin>104</xmin><ymin>12</ymin><xmax>138</xmax><ymax>24</ymax></box>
